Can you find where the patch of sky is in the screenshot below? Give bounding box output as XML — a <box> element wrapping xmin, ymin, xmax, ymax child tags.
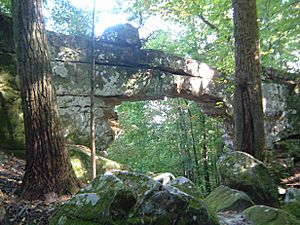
<box><xmin>44</xmin><ymin>0</ymin><xmax>186</xmax><ymax>39</ymax></box>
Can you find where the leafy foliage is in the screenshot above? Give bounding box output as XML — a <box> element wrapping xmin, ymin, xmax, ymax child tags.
<box><xmin>0</xmin><ymin>0</ymin><xmax>11</xmax><ymax>15</ymax></box>
<box><xmin>108</xmin><ymin>98</ymin><xmax>225</xmax><ymax>194</ymax></box>
<box><xmin>122</xmin><ymin>0</ymin><xmax>299</xmax><ymax>73</ymax></box>
<box><xmin>45</xmin><ymin>0</ymin><xmax>92</xmax><ymax>35</ymax></box>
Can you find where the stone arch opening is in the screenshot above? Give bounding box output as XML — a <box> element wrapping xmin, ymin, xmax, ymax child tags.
<box><xmin>107</xmin><ymin>97</ymin><xmax>226</xmax><ymax>178</ymax></box>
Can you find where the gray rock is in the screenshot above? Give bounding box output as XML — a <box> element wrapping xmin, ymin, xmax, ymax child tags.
<box><xmin>50</xmin><ymin>171</ymin><xmax>219</xmax><ymax>225</ymax></box>
<box><xmin>100</xmin><ymin>23</ymin><xmax>142</xmax><ymax>49</ymax></box>
<box><xmin>285</xmin><ymin>188</ymin><xmax>300</xmax><ymax>202</ymax></box>
<box><xmin>243</xmin><ymin>205</ymin><xmax>300</xmax><ymax>225</ymax></box>
<box><xmin>206</xmin><ymin>185</ymin><xmax>254</xmax><ymax>212</ymax></box>
<box><xmin>168</xmin><ymin>176</ymin><xmax>204</xmax><ymax>200</ymax></box>
<box><xmin>218</xmin><ymin>151</ymin><xmax>280</xmax><ymax>207</ymax></box>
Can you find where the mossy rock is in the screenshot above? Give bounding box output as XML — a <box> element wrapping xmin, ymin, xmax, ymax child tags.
<box><xmin>205</xmin><ymin>185</ymin><xmax>254</xmax><ymax>212</ymax></box>
<box><xmin>243</xmin><ymin>205</ymin><xmax>300</xmax><ymax>225</ymax></box>
<box><xmin>68</xmin><ymin>144</ymin><xmax>126</xmax><ymax>183</ymax></box>
<box><xmin>50</xmin><ymin>172</ymin><xmax>220</xmax><ymax>225</ymax></box>
<box><xmin>50</xmin><ymin>174</ymin><xmax>137</xmax><ymax>225</ymax></box>
<box><xmin>218</xmin><ymin>151</ymin><xmax>280</xmax><ymax>207</ymax></box>
<box><xmin>283</xmin><ymin>198</ymin><xmax>300</xmax><ymax>220</ymax></box>
<box><xmin>168</xmin><ymin>176</ymin><xmax>204</xmax><ymax>200</ymax></box>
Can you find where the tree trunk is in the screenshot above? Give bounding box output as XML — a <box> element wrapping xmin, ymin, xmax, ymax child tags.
<box><xmin>185</xmin><ymin>100</ymin><xmax>200</xmax><ymax>184</ymax></box>
<box><xmin>233</xmin><ymin>0</ymin><xmax>265</xmax><ymax>160</ymax></box>
<box><xmin>13</xmin><ymin>0</ymin><xmax>80</xmax><ymax>200</ymax></box>
<box><xmin>201</xmin><ymin>115</ymin><xmax>210</xmax><ymax>193</ymax></box>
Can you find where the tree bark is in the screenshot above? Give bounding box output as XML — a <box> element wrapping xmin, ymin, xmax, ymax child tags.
<box><xmin>233</xmin><ymin>0</ymin><xmax>265</xmax><ymax>159</ymax></box>
<box><xmin>185</xmin><ymin>100</ymin><xmax>200</xmax><ymax>184</ymax></box>
<box><xmin>13</xmin><ymin>0</ymin><xmax>80</xmax><ymax>200</ymax></box>
<box><xmin>201</xmin><ymin>115</ymin><xmax>211</xmax><ymax>193</ymax></box>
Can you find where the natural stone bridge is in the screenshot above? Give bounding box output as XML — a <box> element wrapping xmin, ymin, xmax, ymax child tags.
<box><xmin>48</xmin><ymin>25</ymin><xmax>231</xmax><ymax>150</ymax></box>
<box><xmin>0</xmin><ymin>14</ymin><xmax>299</xmax><ymax>152</ymax></box>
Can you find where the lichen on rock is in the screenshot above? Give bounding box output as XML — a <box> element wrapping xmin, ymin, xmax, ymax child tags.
<box><xmin>205</xmin><ymin>185</ymin><xmax>254</xmax><ymax>212</ymax></box>
<box><xmin>218</xmin><ymin>151</ymin><xmax>280</xmax><ymax>208</ymax></box>
<box><xmin>243</xmin><ymin>205</ymin><xmax>300</xmax><ymax>225</ymax></box>
<box><xmin>50</xmin><ymin>171</ymin><xmax>219</xmax><ymax>225</ymax></box>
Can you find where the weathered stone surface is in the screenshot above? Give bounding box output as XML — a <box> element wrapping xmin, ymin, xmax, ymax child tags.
<box><xmin>205</xmin><ymin>185</ymin><xmax>254</xmax><ymax>212</ymax></box>
<box><xmin>243</xmin><ymin>205</ymin><xmax>300</xmax><ymax>225</ymax></box>
<box><xmin>100</xmin><ymin>23</ymin><xmax>142</xmax><ymax>49</ymax></box>
<box><xmin>168</xmin><ymin>176</ymin><xmax>204</xmax><ymax>200</ymax></box>
<box><xmin>218</xmin><ymin>151</ymin><xmax>280</xmax><ymax>208</ymax></box>
<box><xmin>263</xmin><ymin>82</ymin><xmax>300</xmax><ymax>149</ymax></box>
<box><xmin>68</xmin><ymin>145</ymin><xmax>126</xmax><ymax>183</ymax></box>
<box><xmin>0</xmin><ymin>13</ymin><xmax>299</xmax><ymax>154</ymax></box>
<box><xmin>50</xmin><ymin>171</ymin><xmax>219</xmax><ymax>225</ymax></box>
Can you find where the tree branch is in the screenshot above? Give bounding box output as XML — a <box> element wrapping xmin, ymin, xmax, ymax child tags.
<box><xmin>197</xmin><ymin>14</ymin><xmax>219</xmax><ymax>30</ymax></box>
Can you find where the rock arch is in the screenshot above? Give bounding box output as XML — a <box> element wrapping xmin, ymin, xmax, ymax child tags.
<box><xmin>0</xmin><ymin>14</ymin><xmax>299</xmax><ymax>152</ymax></box>
<box><xmin>47</xmin><ymin>26</ymin><xmax>231</xmax><ymax>150</ymax></box>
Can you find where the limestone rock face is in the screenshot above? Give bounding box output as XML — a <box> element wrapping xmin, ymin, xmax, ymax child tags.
<box><xmin>1</xmin><ymin>13</ymin><xmax>300</xmax><ymax>159</ymax></box>
<box><xmin>205</xmin><ymin>185</ymin><xmax>254</xmax><ymax>212</ymax></box>
<box><xmin>263</xmin><ymin>82</ymin><xmax>300</xmax><ymax>149</ymax></box>
<box><xmin>50</xmin><ymin>171</ymin><xmax>219</xmax><ymax>225</ymax></box>
<box><xmin>243</xmin><ymin>205</ymin><xmax>300</xmax><ymax>225</ymax></box>
<box><xmin>218</xmin><ymin>151</ymin><xmax>280</xmax><ymax>208</ymax></box>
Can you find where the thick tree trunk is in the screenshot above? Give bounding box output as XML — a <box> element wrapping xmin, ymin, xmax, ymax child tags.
<box><xmin>13</xmin><ymin>0</ymin><xmax>80</xmax><ymax>200</ymax></box>
<box><xmin>233</xmin><ymin>0</ymin><xmax>265</xmax><ymax>159</ymax></box>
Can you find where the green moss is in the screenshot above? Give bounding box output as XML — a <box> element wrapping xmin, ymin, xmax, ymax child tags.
<box><xmin>244</xmin><ymin>205</ymin><xmax>300</xmax><ymax>225</ymax></box>
<box><xmin>205</xmin><ymin>185</ymin><xmax>254</xmax><ymax>212</ymax></box>
<box><xmin>169</xmin><ymin>177</ymin><xmax>204</xmax><ymax>201</ymax></box>
<box><xmin>283</xmin><ymin>198</ymin><xmax>300</xmax><ymax>220</ymax></box>
<box><xmin>67</xmin><ymin>144</ymin><xmax>125</xmax><ymax>183</ymax></box>
<box><xmin>50</xmin><ymin>215</ymin><xmax>100</xmax><ymax>225</ymax></box>
<box><xmin>218</xmin><ymin>151</ymin><xmax>280</xmax><ymax>207</ymax></box>
<box><xmin>51</xmin><ymin>172</ymin><xmax>220</xmax><ymax>225</ymax></box>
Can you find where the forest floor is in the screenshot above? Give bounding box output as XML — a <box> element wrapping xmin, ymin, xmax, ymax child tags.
<box><xmin>0</xmin><ymin>150</ymin><xmax>299</xmax><ymax>225</ymax></box>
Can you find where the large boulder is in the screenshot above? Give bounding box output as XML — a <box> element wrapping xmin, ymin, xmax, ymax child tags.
<box><xmin>243</xmin><ymin>205</ymin><xmax>300</xmax><ymax>225</ymax></box>
<box><xmin>50</xmin><ymin>171</ymin><xmax>219</xmax><ymax>225</ymax></box>
<box><xmin>68</xmin><ymin>145</ymin><xmax>126</xmax><ymax>183</ymax></box>
<box><xmin>205</xmin><ymin>185</ymin><xmax>254</xmax><ymax>212</ymax></box>
<box><xmin>218</xmin><ymin>151</ymin><xmax>280</xmax><ymax>207</ymax></box>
